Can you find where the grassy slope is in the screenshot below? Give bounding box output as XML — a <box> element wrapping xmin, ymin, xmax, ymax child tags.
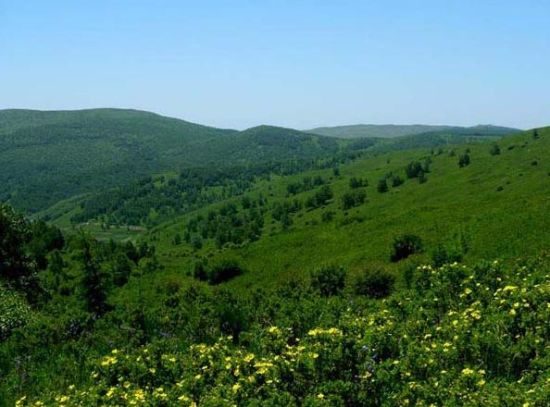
<box><xmin>143</xmin><ymin>128</ymin><xmax>549</xmax><ymax>294</ymax></box>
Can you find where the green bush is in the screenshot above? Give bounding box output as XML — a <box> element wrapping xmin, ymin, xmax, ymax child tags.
<box><xmin>377</xmin><ymin>178</ymin><xmax>388</xmax><ymax>193</ymax></box>
<box><xmin>458</xmin><ymin>152</ymin><xmax>471</xmax><ymax>167</ymax></box>
<box><xmin>352</xmin><ymin>267</ymin><xmax>395</xmax><ymax>298</ymax></box>
<box><xmin>321</xmin><ymin>210</ymin><xmax>335</xmax><ymax>222</ymax></box>
<box><xmin>341</xmin><ymin>190</ymin><xmax>366</xmax><ymax>210</ymax></box>
<box><xmin>431</xmin><ymin>244</ymin><xmax>463</xmax><ymax>267</ymax></box>
<box><xmin>391</xmin><ymin>175</ymin><xmax>404</xmax><ymax>187</ymax></box>
<box><xmin>390</xmin><ymin>234</ymin><xmax>423</xmax><ymax>262</ymax></box>
<box><xmin>207</xmin><ymin>260</ymin><xmax>244</xmax><ymax>285</ymax></box>
<box><xmin>310</xmin><ymin>266</ymin><xmax>346</xmax><ymax>296</ymax></box>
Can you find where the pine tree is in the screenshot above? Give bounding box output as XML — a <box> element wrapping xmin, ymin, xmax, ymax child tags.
<box><xmin>377</xmin><ymin>178</ymin><xmax>388</xmax><ymax>193</ymax></box>
<box><xmin>80</xmin><ymin>238</ymin><xmax>109</xmax><ymax>316</ymax></box>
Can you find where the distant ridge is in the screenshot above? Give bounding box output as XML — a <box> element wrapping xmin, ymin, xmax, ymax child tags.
<box><xmin>307</xmin><ymin>124</ymin><xmax>521</xmax><ymax>139</ymax></box>
<box><xmin>0</xmin><ymin>108</ymin><xmax>338</xmax><ymax>212</ymax></box>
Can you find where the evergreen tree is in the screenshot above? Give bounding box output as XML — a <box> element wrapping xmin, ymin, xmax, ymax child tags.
<box><xmin>80</xmin><ymin>238</ymin><xmax>109</xmax><ymax>316</ymax></box>
<box><xmin>377</xmin><ymin>178</ymin><xmax>388</xmax><ymax>193</ymax></box>
<box><xmin>458</xmin><ymin>152</ymin><xmax>471</xmax><ymax>168</ymax></box>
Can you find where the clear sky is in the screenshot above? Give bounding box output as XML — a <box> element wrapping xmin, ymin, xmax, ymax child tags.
<box><xmin>1</xmin><ymin>1</ymin><xmax>549</xmax><ymax>130</ymax></box>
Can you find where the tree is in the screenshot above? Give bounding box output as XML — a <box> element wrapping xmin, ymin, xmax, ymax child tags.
<box><xmin>49</xmin><ymin>250</ymin><xmax>66</xmax><ymax>290</ymax></box>
<box><xmin>306</xmin><ymin>185</ymin><xmax>333</xmax><ymax>209</ymax></box>
<box><xmin>377</xmin><ymin>178</ymin><xmax>388</xmax><ymax>193</ymax></box>
<box><xmin>341</xmin><ymin>190</ymin><xmax>366</xmax><ymax>210</ymax></box>
<box><xmin>458</xmin><ymin>153</ymin><xmax>471</xmax><ymax>168</ymax></box>
<box><xmin>0</xmin><ymin>204</ymin><xmax>32</xmax><ymax>282</ymax></box>
<box><xmin>533</xmin><ymin>129</ymin><xmax>540</xmax><ymax>139</ymax></box>
<box><xmin>0</xmin><ymin>204</ymin><xmax>42</xmax><ymax>301</ymax></box>
<box><xmin>490</xmin><ymin>144</ymin><xmax>501</xmax><ymax>156</ymax></box>
<box><xmin>405</xmin><ymin>161</ymin><xmax>423</xmax><ymax>179</ymax></box>
<box><xmin>349</xmin><ymin>177</ymin><xmax>367</xmax><ymax>189</ymax></box>
<box><xmin>112</xmin><ymin>254</ymin><xmax>132</xmax><ymax>287</ymax></box>
<box><xmin>391</xmin><ymin>175</ymin><xmax>404</xmax><ymax>187</ymax></box>
<box><xmin>80</xmin><ymin>238</ymin><xmax>110</xmax><ymax>316</ymax></box>
<box><xmin>418</xmin><ymin>171</ymin><xmax>427</xmax><ymax>184</ymax></box>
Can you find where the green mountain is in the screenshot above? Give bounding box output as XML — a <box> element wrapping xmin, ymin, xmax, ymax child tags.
<box><xmin>3</xmin><ymin>109</ymin><xmax>514</xmax><ymax>216</ymax></box>
<box><xmin>308</xmin><ymin>123</ymin><xmax>520</xmax><ymax>139</ymax></box>
<box><xmin>0</xmin><ymin>125</ymin><xmax>548</xmax><ymax>406</ymax></box>
<box><xmin>0</xmin><ymin>109</ymin><xmax>340</xmax><ymax>213</ymax></box>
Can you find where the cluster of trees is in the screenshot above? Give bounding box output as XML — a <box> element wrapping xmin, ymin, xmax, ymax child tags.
<box><xmin>349</xmin><ymin>176</ymin><xmax>368</xmax><ymax>188</ymax></box>
<box><xmin>271</xmin><ymin>199</ymin><xmax>302</xmax><ymax>229</ymax></box>
<box><xmin>70</xmin><ymin>151</ymin><xmax>367</xmax><ymax>228</ymax></box>
<box><xmin>341</xmin><ymin>189</ymin><xmax>367</xmax><ymax>210</ymax></box>
<box><xmin>184</xmin><ymin>200</ymin><xmax>265</xmax><ymax>249</ymax></box>
<box><xmin>0</xmin><ymin>203</ymin><xmax>155</xmax><ymax>316</ymax></box>
<box><xmin>377</xmin><ymin>158</ymin><xmax>432</xmax><ymax>194</ymax></box>
<box><xmin>72</xmin><ymin>167</ymin><xmax>259</xmax><ymax>226</ymax></box>
<box><xmin>286</xmin><ymin>175</ymin><xmax>326</xmax><ymax>195</ymax></box>
<box><xmin>0</xmin><ymin>204</ymin><xmax>64</xmax><ymax>302</ymax></box>
<box><xmin>305</xmin><ymin>185</ymin><xmax>333</xmax><ymax>209</ymax></box>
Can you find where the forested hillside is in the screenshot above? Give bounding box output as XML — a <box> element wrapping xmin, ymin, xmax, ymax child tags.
<box><xmin>0</xmin><ymin>109</ymin><xmax>520</xmax><ymax>215</ymax></box>
<box><xmin>0</xmin><ymin>117</ymin><xmax>548</xmax><ymax>406</ymax></box>
<box><xmin>0</xmin><ymin>110</ymin><xmax>340</xmax><ymax>213</ymax></box>
<box><xmin>308</xmin><ymin>124</ymin><xmax>519</xmax><ymax>139</ymax></box>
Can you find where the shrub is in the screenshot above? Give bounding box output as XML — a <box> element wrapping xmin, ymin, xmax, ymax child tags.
<box><xmin>349</xmin><ymin>177</ymin><xmax>367</xmax><ymax>189</ymax></box>
<box><xmin>310</xmin><ymin>265</ymin><xmax>346</xmax><ymax>296</ymax></box>
<box><xmin>458</xmin><ymin>153</ymin><xmax>471</xmax><ymax>167</ymax></box>
<box><xmin>431</xmin><ymin>244</ymin><xmax>463</xmax><ymax>267</ymax></box>
<box><xmin>377</xmin><ymin>178</ymin><xmax>388</xmax><ymax>193</ymax></box>
<box><xmin>391</xmin><ymin>175</ymin><xmax>404</xmax><ymax>187</ymax></box>
<box><xmin>490</xmin><ymin>144</ymin><xmax>501</xmax><ymax>155</ymax></box>
<box><xmin>192</xmin><ymin>261</ymin><xmax>208</xmax><ymax>281</ymax></box>
<box><xmin>207</xmin><ymin>260</ymin><xmax>244</xmax><ymax>285</ymax></box>
<box><xmin>405</xmin><ymin>161</ymin><xmax>423</xmax><ymax>178</ymax></box>
<box><xmin>390</xmin><ymin>234</ymin><xmax>423</xmax><ymax>262</ymax></box>
<box><xmin>306</xmin><ymin>185</ymin><xmax>333</xmax><ymax>209</ymax></box>
<box><xmin>341</xmin><ymin>190</ymin><xmax>366</xmax><ymax>210</ymax></box>
<box><xmin>352</xmin><ymin>267</ymin><xmax>395</xmax><ymax>298</ymax></box>
<box><xmin>418</xmin><ymin>171</ymin><xmax>427</xmax><ymax>184</ymax></box>
<box><xmin>321</xmin><ymin>210</ymin><xmax>335</xmax><ymax>222</ymax></box>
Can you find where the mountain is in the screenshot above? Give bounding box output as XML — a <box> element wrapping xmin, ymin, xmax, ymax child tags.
<box><xmin>0</xmin><ymin>109</ymin><xmax>338</xmax><ymax>212</ymax></box>
<box><xmin>1</xmin><ymin>126</ymin><xmax>548</xmax><ymax>406</ymax></box>
<box><xmin>307</xmin><ymin>123</ymin><xmax>521</xmax><ymax>139</ymax></box>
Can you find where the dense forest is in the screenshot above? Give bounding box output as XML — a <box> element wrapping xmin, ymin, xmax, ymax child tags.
<box><xmin>0</xmin><ymin>112</ymin><xmax>549</xmax><ymax>406</ymax></box>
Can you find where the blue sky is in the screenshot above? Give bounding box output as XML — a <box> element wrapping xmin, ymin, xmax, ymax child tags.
<box><xmin>1</xmin><ymin>0</ymin><xmax>549</xmax><ymax>129</ymax></box>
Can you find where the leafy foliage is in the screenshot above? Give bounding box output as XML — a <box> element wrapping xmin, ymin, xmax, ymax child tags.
<box><xmin>15</xmin><ymin>257</ymin><xmax>550</xmax><ymax>406</ymax></box>
<box><xmin>310</xmin><ymin>266</ymin><xmax>346</xmax><ymax>296</ymax></box>
<box><xmin>391</xmin><ymin>234</ymin><xmax>423</xmax><ymax>262</ymax></box>
<box><xmin>352</xmin><ymin>267</ymin><xmax>395</xmax><ymax>298</ymax></box>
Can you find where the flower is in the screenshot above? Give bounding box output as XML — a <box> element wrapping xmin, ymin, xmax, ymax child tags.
<box><xmin>461</xmin><ymin>368</ymin><xmax>474</xmax><ymax>376</ymax></box>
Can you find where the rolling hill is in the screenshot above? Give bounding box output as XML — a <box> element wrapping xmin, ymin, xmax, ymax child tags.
<box><xmin>145</xmin><ymin>126</ymin><xmax>549</xmax><ymax>288</ymax></box>
<box><xmin>308</xmin><ymin>123</ymin><xmax>520</xmax><ymax>139</ymax></box>
<box><xmin>0</xmin><ymin>109</ymin><xmax>340</xmax><ymax>213</ymax></box>
<box><xmin>1</xmin><ymin>123</ymin><xmax>548</xmax><ymax>406</ymax></box>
